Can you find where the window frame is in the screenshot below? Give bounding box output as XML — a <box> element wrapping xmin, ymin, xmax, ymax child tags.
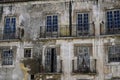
<box><xmin>4</xmin><ymin>16</ymin><xmax>16</xmax><ymax>39</ymax></box>
<box><xmin>75</xmin><ymin>11</ymin><xmax>91</xmax><ymax>36</ymax></box>
<box><xmin>106</xmin><ymin>9</ymin><xmax>120</xmax><ymax>34</ymax></box>
<box><xmin>2</xmin><ymin>49</ymin><xmax>13</xmax><ymax>66</ymax></box>
<box><xmin>77</xmin><ymin>12</ymin><xmax>89</xmax><ymax>31</ymax></box>
<box><xmin>73</xmin><ymin>44</ymin><xmax>93</xmax><ymax>73</ymax></box>
<box><xmin>107</xmin><ymin>45</ymin><xmax>120</xmax><ymax>63</ymax></box>
<box><xmin>76</xmin><ymin>46</ymin><xmax>90</xmax><ymax>70</ymax></box>
<box><xmin>45</xmin><ymin>15</ymin><xmax>58</xmax><ymax>32</ymax></box>
<box><xmin>24</xmin><ymin>48</ymin><xmax>32</xmax><ymax>58</ymax></box>
<box><xmin>45</xmin><ymin>47</ymin><xmax>57</xmax><ymax>73</ymax></box>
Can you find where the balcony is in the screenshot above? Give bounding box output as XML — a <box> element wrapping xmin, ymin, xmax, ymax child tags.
<box><xmin>0</xmin><ymin>28</ymin><xmax>23</xmax><ymax>41</ymax></box>
<box><xmin>72</xmin><ymin>59</ymin><xmax>97</xmax><ymax>75</ymax></box>
<box><xmin>73</xmin><ymin>23</ymin><xmax>95</xmax><ymax>37</ymax></box>
<box><xmin>39</xmin><ymin>24</ymin><xmax>95</xmax><ymax>39</ymax></box>
<box><xmin>100</xmin><ymin>22</ymin><xmax>120</xmax><ymax>36</ymax></box>
<box><xmin>39</xmin><ymin>60</ymin><xmax>63</xmax><ymax>75</ymax></box>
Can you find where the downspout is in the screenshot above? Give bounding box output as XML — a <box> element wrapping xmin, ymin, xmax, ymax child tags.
<box><xmin>69</xmin><ymin>1</ymin><xmax>72</xmax><ymax>36</ymax></box>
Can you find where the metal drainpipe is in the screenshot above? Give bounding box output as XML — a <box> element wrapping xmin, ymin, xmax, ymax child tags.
<box><xmin>69</xmin><ymin>1</ymin><xmax>72</xmax><ymax>36</ymax></box>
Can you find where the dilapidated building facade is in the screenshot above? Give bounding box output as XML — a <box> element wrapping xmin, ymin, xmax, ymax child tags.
<box><xmin>0</xmin><ymin>0</ymin><xmax>120</xmax><ymax>80</ymax></box>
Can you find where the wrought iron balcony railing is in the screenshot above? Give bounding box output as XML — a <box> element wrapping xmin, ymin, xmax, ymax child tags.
<box><xmin>39</xmin><ymin>24</ymin><xmax>95</xmax><ymax>39</ymax></box>
<box><xmin>73</xmin><ymin>23</ymin><xmax>95</xmax><ymax>37</ymax></box>
<box><xmin>100</xmin><ymin>22</ymin><xmax>120</xmax><ymax>35</ymax></box>
<box><xmin>0</xmin><ymin>28</ymin><xmax>24</xmax><ymax>40</ymax></box>
<box><xmin>39</xmin><ymin>60</ymin><xmax>63</xmax><ymax>74</ymax></box>
<box><xmin>72</xmin><ymin>59</ymin><xmax>97</xmax><ymax>74</ymax></box>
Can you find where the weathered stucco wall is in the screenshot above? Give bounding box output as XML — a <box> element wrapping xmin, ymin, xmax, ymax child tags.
<box><xmin>0</xmin><ymin>0</ymin><xmax>120</xmax><ymax>80</ymax></box>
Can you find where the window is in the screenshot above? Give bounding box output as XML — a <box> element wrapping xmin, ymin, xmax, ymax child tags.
<box><xmin>108</xmin><ymin>45</ymin><xmax>120</xmax><ymax>62</ymax></box>
<box><xmin>31</xmin><ymin>75</ymin><xmax>34</xmax><ymax>80</ymax></box>
<box><xmin>46</xmin><ymin>15</ymin><xmax>58</xmax><ymax>32</ymax></box>
<box><xmin>4</xmin><ymin>17</ymin><xmax>16</xmax><ymax>39</ymax></box>
<box><xmin>24</xmin><ymin>48</ymin><xmax>31</xmax><ymax>58</ymax></box>
<box><xmin>77</xmin><ymin>13</ymin><xmax>89</xmax><ymax>36</ymax></box>
<box><xmin>2</xmin><ymin>50</ymin><xmax>13</xmax><ymax>65</ymax></box>
<box><xmin>45</xmin><ymin>48</ymin><xmax>57</xmax><ymax>72</ymax></box>
<box><xmin>106</xmin><ymin>10</ymin><xmax>120</xmax><ymax>34</ymax></box>
<box><xmin>76</xmin><ymin>46</ymin><xmax>90</xmax><ymax>72</ymax></box>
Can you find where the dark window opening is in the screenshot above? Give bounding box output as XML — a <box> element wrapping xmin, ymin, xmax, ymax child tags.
<box><xmin>51</xmin><ymin>48</ymin><xmax>55</xmax><ymax>72</ymax></box>
<box><xmin>31</xmin><ymin>75</ymin><xmax>34</xmax><ymax>80</ymax></box>
<box><xmin>24</xmin><ymin>48</ymin><xmax>31</xmax><ymax>58</ymax></box>
<box><xmin>45</xmin><ymin>48</ymin><xmax>57</xmax><ymax>73</ymax></box>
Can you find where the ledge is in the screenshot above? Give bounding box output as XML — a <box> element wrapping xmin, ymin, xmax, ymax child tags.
<box><xmin>0</xmin><ymin>39</ymin><xmax>21</xmax><ymax>42</ymax></box>
<box><xmin>71</xmin><ymin>72</ymin><xmax>97</xmax><ymax>76</ymax></box>
<box><xmin>100</xmin><ymin>34</ymin><xmax>120</xmax><ymax>38</ymax></box>
<box><xmin>38</xmin><ymin>36</ymin><xmax>95</xmax><ymax>41</ymax></box>
<box><xmin>38</xmin><ymin>72</ymin><xmax>62</xmax><ymax>75</ymax></box>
